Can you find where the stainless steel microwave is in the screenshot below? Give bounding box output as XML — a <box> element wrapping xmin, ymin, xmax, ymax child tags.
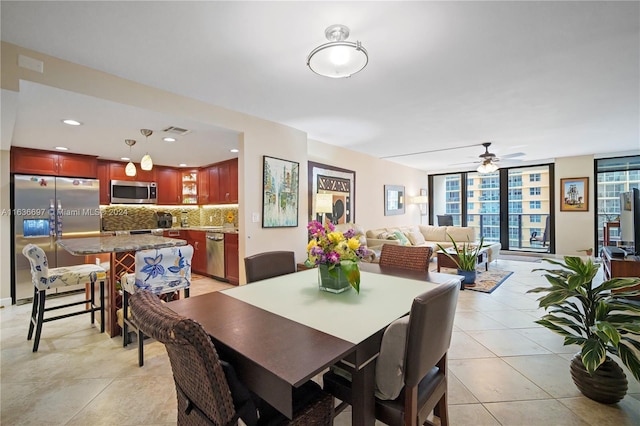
<box><xmin>110</xmin><ymin>180</ymin><xmax>157</xmax><ymax>204</ymax></box>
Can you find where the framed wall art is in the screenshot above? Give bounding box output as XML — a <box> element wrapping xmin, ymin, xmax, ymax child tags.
<box><xmin>560</xmin><ymin>177</ymin><xmax>588</xmax><ymax>212</ymax></box>
<box><xmin>262</xmin><ymin>156</ymin><xmax>299</xmax><ymax>227</ymax></box>
<box><xmin>308</xmin><ymin>161</ymin><xmax>355</xmax><ymax>225</ymax></box>
<box><xmin>384</xmin><ymin>185</ymin><xmax>405</xmax><ymax>216</ymax></box>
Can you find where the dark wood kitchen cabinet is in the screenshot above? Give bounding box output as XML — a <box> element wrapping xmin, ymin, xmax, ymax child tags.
<box><xmin>156</xmin><ymin>166</ymin><xmax>181</xmax><ymax>205</ymax></box>
<box><xmin>11</xmin><ymin>147</ymin><xmax>97</xmax><ymax>178</ymax></box>
<box><xmin>186</xmin><ymin>230</ymin><xmax>207</xmax><ymax>274</ymax></box>
<box><xmin>224</xmin><ymin>233</ymin><xmax>239</xmax><ymax>285</ymax></box>
<box><xmin>109</xmin><ymin>161</ymin><xmax>156</xmax><ymax>182</ymax></box>
<box><xmin>198</xmin><ymin>168</ymin><xmax>210</xmax><ymax>204</ymax></box>
<box><xmin>97</xmin><ymin>160</ymin><xmax>110</xmax><ymax>204</ymax></box>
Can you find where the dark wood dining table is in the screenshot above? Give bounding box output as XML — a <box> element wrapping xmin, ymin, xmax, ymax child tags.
<box><xmin>168</xmin><ymin>263</ymin><xmax>461</xmax><ymax>425</ymax></box>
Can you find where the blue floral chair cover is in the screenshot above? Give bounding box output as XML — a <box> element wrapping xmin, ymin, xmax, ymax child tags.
<box><xmin>122</xmin><ymin>244</ymin><xmax>193</xmax><ymax>366</ymax></box>
<box><xmin>23</xmin><ymin>244</ymin><xmax>107</xmax><ymax>290</ymax></box>
<box><xmin>22</xmin><ymin>243</ymin><xmax>106</xmax><ymax>352</ymax></box>
<box><xmin>123</xmin><ymin>245</ymin><xmax>193</xmax><ymax>295</ymax></box>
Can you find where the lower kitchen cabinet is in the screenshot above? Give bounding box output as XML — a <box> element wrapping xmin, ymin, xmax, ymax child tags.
<box><xmin>187</xmin><ymin>230</ymin><xmax>207</xmax><ymax>274</ymax></box>
<box><xmin>224</xmin><ymin>233</ymin><xmax>239</xmax><ymax>285</ymax></box>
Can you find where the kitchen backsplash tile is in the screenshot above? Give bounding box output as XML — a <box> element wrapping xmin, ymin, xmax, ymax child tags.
<box><xmin>100</xmin><ymin>205</ymin><xmax>238</xmax><ymax>231</ymax></box>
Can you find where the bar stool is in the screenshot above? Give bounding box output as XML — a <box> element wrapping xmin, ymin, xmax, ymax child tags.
<box><xmin>122</xmin><ymin>244</ymin><xmax>193</xmax><ymax>366</ymax></box>
<box><xmin>22</xmin><ymin>244</ymin><xmax>106</xmax><ymax>352</ymax></box>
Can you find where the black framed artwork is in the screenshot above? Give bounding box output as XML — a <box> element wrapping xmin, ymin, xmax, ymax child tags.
<box><xmin>308</xmin><ymin>161</ymin><xmax>356</xmax><ymax>225</ymax></box>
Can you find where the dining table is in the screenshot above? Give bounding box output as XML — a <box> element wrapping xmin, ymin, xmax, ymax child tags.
<box><xmin>168</xmin><ymin>263</ymin><xmax>462</xmax><ymax>425</ymax></box>
<box><xmin>57</xmin><ymin>234</ymin><xmax>187</xmax><ymax>337</ymax></box>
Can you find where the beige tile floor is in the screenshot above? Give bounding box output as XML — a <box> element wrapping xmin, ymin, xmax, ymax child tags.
<box><xmin>2</xmin><ymin>259</ymin><xmax>639</xmax><ymax>425</ymax></box>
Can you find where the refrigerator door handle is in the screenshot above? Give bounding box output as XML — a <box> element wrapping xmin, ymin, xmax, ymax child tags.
<box><xmin>56</xmin><ymin>200</ymin><xmax>63</xmax><ymax>238</ymax></box>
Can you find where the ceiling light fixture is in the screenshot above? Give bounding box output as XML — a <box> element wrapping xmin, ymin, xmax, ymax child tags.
<box><xmin>124</xmin><ymin>139</ymin><xmax>137</xmax><ymax>177</ymax></box>
<box><xmin>230</xmin><ymin>148</ymin><xmax>239</xmax><ymax>153</ymax></box>
<box><xmin>62</xmin><ymin>119</ymin><xmax>82</xmax><ymax>126</ymax></box>
<box><xmin>163</xmin><ymin>137</ymin><xmax>176</xmax><ymax>142</ymax></box>
<box><xmin>140</xmin><ymin>129</ymin><xmax>153</xmax><ymax>171</ymax></box>
<box><xmin>54</xmin><ymin>146</ymin><xmax>69</xmax><ymax>151</ymax></box>
<box><xmin>307</xmin><ymin>24</ymin><xmax>368</xmax><ymax>78</ymax></box>
<box><xmin>477</xmin><ymin>159</ymin><xmax>499</xmax><ymax>174</ymax></box>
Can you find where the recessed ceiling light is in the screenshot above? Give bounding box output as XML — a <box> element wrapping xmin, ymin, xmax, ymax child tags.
<box><xmin>62</xmin><ymin>119</ymin><xmax>82</xmax><ymax>126</ymax></box>
<box><xmin>121</xmin><ymin>157</ymin><xmax>130</xmax><ymax>161</ymax></box>
<box><xmin>55</xmin><ymin>146</ymin><xmax>69</xmax><ymax>151</ymax></box>
<box><xmin>230</xmin><ymin>148</ymin><xmax>239</xmax><ymax>153</ymax></box>
<box><xmin>179</xmin><ymin>163</ymin><xmax>187</xmax><ymax>167</ymax></box>
<box><xmin>163</xmin><ymin>137</ymin><xmax>176</xmax><ymax>142</ymax></box>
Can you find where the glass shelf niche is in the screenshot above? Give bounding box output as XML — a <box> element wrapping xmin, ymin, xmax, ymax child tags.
<box><xmin>182</xmin><ymin>172</ymin><xmax>198</xmax><ymax>204</ymax></box>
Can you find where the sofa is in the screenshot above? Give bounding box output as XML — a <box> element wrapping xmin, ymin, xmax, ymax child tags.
<box><xmin>365</xmin><ymin>225</ymin><xmax>501</xmax><ymax>263</ymax></box>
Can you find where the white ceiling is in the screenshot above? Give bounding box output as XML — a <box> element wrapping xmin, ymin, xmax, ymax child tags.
<box><xmin>1</xmin><ymin>1</ymin><xmax>639</xmax><ymax>172</ymax></box>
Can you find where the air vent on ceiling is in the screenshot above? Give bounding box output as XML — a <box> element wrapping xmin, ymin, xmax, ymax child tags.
<box><xmin>162</xmin><ymin>126</ymin><xmax>191</xmax><ymax>136</ymax></box>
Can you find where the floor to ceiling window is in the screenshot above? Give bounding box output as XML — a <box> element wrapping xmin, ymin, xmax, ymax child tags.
<box><xmin>429</xmin><ymin>164</ymin><xmax>553</xmax><ymax>253</ymax></box>
<box><xmin>595</xmin><ymin>155</ymin><xmax>640</xmax><ymax>255</ymax></box>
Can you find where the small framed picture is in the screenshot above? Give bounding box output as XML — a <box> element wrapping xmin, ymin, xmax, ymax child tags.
<box><xmin>560</xmin><ymin>177</ymin><xmax>588</xmax><ymax>212</ymax></box>
<box><xmin>384</xmin><ymin>185</ymin><xmax>405</xmax><ymax>216</ymax></box>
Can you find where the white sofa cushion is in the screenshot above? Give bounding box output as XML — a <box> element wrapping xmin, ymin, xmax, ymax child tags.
<box><xmin>406</xmin><ymin>231</ymin><xmax>426</xmax><ymax>246</ymax></box>
<box><xmin>445</xmin><ymin>226</ymin><xmax>475</xmax><ymax>243</ymax></box>
<box><xmin>419</xmin><ymin>225</ymin><xmax>447</xmax><ymax>242</ymax></box>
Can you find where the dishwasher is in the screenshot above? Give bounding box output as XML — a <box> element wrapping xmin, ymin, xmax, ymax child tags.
<box><xmin>206</xmin><ymin>232</ymin><xmax>226</xmax><ymax>280</ymax></box>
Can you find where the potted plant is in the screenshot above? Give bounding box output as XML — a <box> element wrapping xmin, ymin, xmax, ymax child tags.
<box><xmin>528</xmin><ymin>256</ymin><xmax>640</xmax><ymax>403</ymax></box>
<box><xmin>436</xmin><ymin>234</ymin><xmax>485</xmax><ymax>285</ymax></box>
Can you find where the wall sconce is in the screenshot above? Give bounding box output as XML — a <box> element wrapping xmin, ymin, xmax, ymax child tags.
<box><xmin>316</xmin><ymin>193</ymin><xmax>334</xmax><ymax>224</ymax></box>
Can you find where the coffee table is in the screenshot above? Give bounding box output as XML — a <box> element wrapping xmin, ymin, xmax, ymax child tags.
<box><xmin>436</xmin><ymin>246</ymin><xmax>488</xmax><ymax>273</ymax></box>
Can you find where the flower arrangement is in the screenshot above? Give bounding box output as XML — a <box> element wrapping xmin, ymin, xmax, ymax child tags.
<box><xmin>306</xmin><ymin>220</ymin><xmax>369</xmax><ymax>293</ymax></box>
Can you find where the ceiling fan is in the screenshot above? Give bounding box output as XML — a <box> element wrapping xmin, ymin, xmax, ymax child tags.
<box><xmin>451</xmin><ymin>142</ymin><xmax>525</xmax><ymax>173</ymax></box>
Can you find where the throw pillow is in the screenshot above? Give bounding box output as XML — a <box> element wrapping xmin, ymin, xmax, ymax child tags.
<box><xmin>393</xmin><ymin>231</ymin><xmax>411</xmax><ymax>246</ymax></box>
<box><xmin>406</xmin><ymin>231</ymin><xmax>426</xmax><ymax>246</ymax></box>
<box><xmin>375</xmin><ymin>315</ymin><xmax>409</xmax><ymax>400</ymax></box>
<box><xmin>376</xmin><ymin>231</ymin><xmax>390</xmax><ymax>239</ymax></box>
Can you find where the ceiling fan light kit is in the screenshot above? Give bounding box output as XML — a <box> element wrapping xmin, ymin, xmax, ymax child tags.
<box><xmin>307</xmin><ymin>24</ymin><xmax>368</xmax><ymax>78</ymax></box>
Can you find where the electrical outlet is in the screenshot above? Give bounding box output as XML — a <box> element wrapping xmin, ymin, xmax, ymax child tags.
<box><xmin>209</xmin><ymin>215</ymin><xmax>213</xmax><ymax>222</ymax></box>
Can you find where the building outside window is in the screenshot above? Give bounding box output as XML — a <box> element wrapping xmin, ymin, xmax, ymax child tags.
<box><xmin>530</xmin><ymin>187</ymin><xmax>541</xmax><ymax>196</ymax></box>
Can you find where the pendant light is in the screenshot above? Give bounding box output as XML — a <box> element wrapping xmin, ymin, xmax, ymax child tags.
<box><xmin>140</xmin><ymin>128</ymin><xmax>153</xmax><ymax>171</ymax></box>
<box><xmin>124</xmin><ymin>139</ymin><xmax>137</xmax><ymax>177</ymax></box>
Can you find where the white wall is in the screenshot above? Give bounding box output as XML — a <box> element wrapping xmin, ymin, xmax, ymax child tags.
<box><xmin>555</xmin><ymin>155</ymin><xmax>596</xmax><ymax>255</ymax></box>
<box><xmin>308</xmin><ymin>139</ymin><xmax>428</xmax><ymax>231</ymax></box>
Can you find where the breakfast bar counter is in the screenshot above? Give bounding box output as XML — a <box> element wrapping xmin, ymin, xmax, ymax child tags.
<box><xmin>58</xmin><ymin>234</ymin><xmax>187</xmax><ymax>337</ymax></box>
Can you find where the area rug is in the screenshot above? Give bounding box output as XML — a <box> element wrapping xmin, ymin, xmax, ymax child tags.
<box><xmin>464</xmin><ymin>268</ymin><xmax>514</xmax><ymax>293</ymax></box>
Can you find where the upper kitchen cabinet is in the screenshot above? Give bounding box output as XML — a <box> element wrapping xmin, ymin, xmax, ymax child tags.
<box><xmin>156</xmin><ymin>166</ymin><xmax>181</xmax><ymax>205</ymax></box>
<box><xmin>109</xmin><ymin>161</ymin><xmax>156</xmax><ymax>182</ymax></box>
<box><xmin>97</xmin><ymin>160</ymin><xmax>110</xmax><ymax>204</ymax></box>
<box><xmin>181</xmin><ymin>171</ymin><xmax>198</xmax><ymax>205</ymax></box>
<box><xmin>197</xmin><ymin>168</ymin><xmax>210</xmax><ymax>204</ymax></box>
<box><xmin>204</xmin><ymin>158</ymin><xmax>238</xmax><ymax>204</ymax></box>
<box><xmin>11</xmin><ymin>147</ymin><xmax>98</xmax><ymax>178</ymax></box>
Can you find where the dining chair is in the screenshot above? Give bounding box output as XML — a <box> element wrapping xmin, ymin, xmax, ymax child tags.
<box><xmin>244</xmin><ymin>250</ymin><xmax>296</xmax><ymax>283</ymax></box>
<box><xmin>437</xmin><ymin>215</ymin><xmax>454</xmax><ymax>226</ymax></box>
<box><xmin>378</xmin><ymin>244</ymin><xmax>433</xmax><ymax>272</ymax></box>
<box><xmin>323</xmin><ymin>280</ymin><xmax>460</xmax><ymax>426</ymax></box>
<box><xmin>22</xmin><ymin>244</ymin><xmax>106</xmax><ymax>352</ymax></box>
<box><xmin>122</xmin><ymin>244</ymin><xmax>193</xmax><ymax>366</ymax></box>
<box><xmin>128</xmin><ymin>289</ymin><xmax>334</xmax><ymax>425</ymax></box>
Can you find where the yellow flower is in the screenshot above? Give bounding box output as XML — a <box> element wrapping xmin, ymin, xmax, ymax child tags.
<box><xmin>347</xmin><ymin>237</ymin><xmax>360</xmax><ymax>250</ymax></box>
<box><xmin>226</xmin><ymin>211</ymin><xmax>235</xmax><ymax>223</ymax></box>
<box><xmin>327</xmin><ymin>231</ymin><xmax>344</xmax><ymax>244</ymax></box>
<box><xmin>307</xmin><ymin>239</ymin><xmax>318</xmax><ymax>252</ymax></box>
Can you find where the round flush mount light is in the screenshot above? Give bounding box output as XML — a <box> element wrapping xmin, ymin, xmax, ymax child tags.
<box><xmin>179</xmin><ymin>163</ymin><xmax>187</xmax><ymax>167</ymax></box>
<box><xmin>230</xmin><ymin>148</ymin><xmax>239</xmax><ymax>153</ymax></box>
<box><xmin>54</xmin><ymin>146</ymin><xmax>69</xmax><ymax>151</ymax></box>
<box><xmin>62</xmin><ymin>119</ymin><xmax>82</xmax><ymax>126</ymax></box>
<box><xmin>163</xmin><ymin>137</ymin><xmax>176</xmax><ymax>142</ymax></box>
<box><xmin>307</xmin><ymin>24</ymin><xmax>368</xmax><ymax>78</ymax></box>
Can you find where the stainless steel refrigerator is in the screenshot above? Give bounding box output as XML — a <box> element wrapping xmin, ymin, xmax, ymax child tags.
<box><xmin>13</xmin><ymin>174</ymin><xmax>101</xmax><ymax>303</ymax></box>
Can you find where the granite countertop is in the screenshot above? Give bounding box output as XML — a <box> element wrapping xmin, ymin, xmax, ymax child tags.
<box><xmin>102</xmin><ymin>226</ymin><xmax>239</xmax><ymax>234</ymax></box>
<box><xmin>57</xmin><ymin>234</ymin><xmax>188</xmax><ymax>255</ymax></box>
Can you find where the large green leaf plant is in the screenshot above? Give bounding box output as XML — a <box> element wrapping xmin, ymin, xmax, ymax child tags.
<box><xmin>528</xmin><ymin>256</ymin><xmax>640</xmax><ymax>382</ymax></box>
<box><xmin>436</xmin><ymin>234</ymin><xmax>485</xmax><ymax>271</ymax></box>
